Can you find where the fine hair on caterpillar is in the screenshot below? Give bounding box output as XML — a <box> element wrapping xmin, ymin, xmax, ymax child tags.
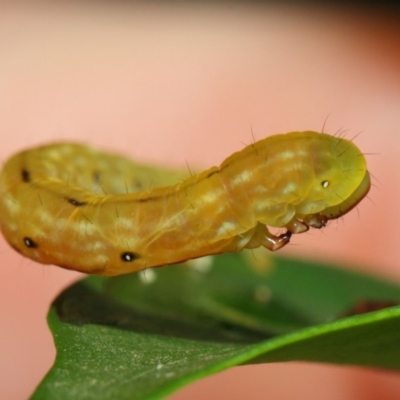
<box><xmin>0</xmin><ymin>131</ymin><xmax>371</xmax><ymax>276</ymax></box>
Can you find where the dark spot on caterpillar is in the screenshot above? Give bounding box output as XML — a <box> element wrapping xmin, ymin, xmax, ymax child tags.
<box><xmin>321</xmin><ymin>180</ymin><xmax>329</xmax><ymax>188</ymax></box>
<box><xmin>21</xmin><ymin>169</ymin><xmax>31</xmax><ymax>182</ymax></box>
<box><xmin>121</xmin><ymin>251</ymin><xmax>140</xmax><ymax>262</ymax></box>
<box><xmin>67</xmin><ymin>198</ymin><xmax>87</xmax><ymax>207</ymax></box>
<box><xmin>93</xmin><ymin>171</ymin><xmax>102</xmax><ymax>184</ymax></box>
<box><xmin>23</xmin><ymin>237</ymin><xmax>38</xmax><ymax>248</ymax></box>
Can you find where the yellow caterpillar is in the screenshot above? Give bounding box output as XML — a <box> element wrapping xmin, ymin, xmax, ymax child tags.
<box><xmin>0</xmin><ymin>131</ymin><xmax>370</xmax><ymax>276</ymax></box>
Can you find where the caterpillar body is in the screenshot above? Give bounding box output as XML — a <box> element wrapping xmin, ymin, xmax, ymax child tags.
<box><xmin>0</xmin><ymin>131</ymin><xmax>370</xmax><ymax>276</ymax></box>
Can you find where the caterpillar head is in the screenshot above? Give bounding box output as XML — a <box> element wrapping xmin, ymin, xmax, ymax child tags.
<box><xmin>297</xmin><ymin>133</ymin><xmax>371</xmax><ymax>220</ymax></box>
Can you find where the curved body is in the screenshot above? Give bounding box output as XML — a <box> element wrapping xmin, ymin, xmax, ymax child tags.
<box><xmin>0</xmin><ymin>132</ymin><xmax>370</xmax><ymax>276</ymax></box>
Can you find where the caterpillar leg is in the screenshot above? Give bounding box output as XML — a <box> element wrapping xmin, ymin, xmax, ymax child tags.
<box><xmin>284</xmin><ymin>214</ymin><xmax>328</xmax><ymax>234</ymax></box>
<box><xmin>262</xmin><ymin>229</ymin><xmax>292</xmax><ymax>251</ymax></box>
<box><xmin>243</xmin><ymin>223</ymin><xmax>292</xmax><ymax>251</ymax></box>
<box><xmin>285</xmin><ymin>218</ymin><xmax>309</xmax><ymax>234</ymax></box>
<box><xmin>218</xmin><ymin>223</ymin><xmax>292</xmax><ymax>254</ymax></box>
<box><xmin>303</xmin><ymin>213</ymin><xmax>328</xmax><ymax>229</ymax></box>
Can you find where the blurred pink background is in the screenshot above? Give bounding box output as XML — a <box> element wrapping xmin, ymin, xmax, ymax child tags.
<box><xmin>1</xmin><ymin>3</ymin><xmax>400</xmax><ymax>399</ymax></box>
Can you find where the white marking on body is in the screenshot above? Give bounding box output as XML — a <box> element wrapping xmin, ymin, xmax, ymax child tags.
<box><xmin>3</xmin><ymin>196</ymin><xmax>20</xmax><ymax>215</ymax></box>
<box><xmin>56</xmin><ymin>219</ymin><xmax>97</xmax><ymax>236</ymax></box>
<box><xmin>216</xmin><ymin>221</ymin><xmax>237</xmax><ymax>236</ymax></box>
<box><xmin>279</xmin><ymin>150</ymin><xmax>295</xmax><ymax>160</ymax></box>
<box><xmin>115</xmin><ymin>217</ymin><xmax>135</xmax><ymax>229</ymax></box>
<box><xmin>231</xmin><ymin>170</ymin><xmax>252</xmax><ymax>187</ymax></box>
<box><xmin>159</xmin><ymin>213</ymin><xmax>187</xmax><ymax>230</ymax></box>
<box><xmin>201</xmin><ymin>190</ymin><xmax>224</xmax><ymax>204</ymax></box>
<box><xmin>81</xmin><ymin>240</ymin><xmax>105</xmax><ymax>252</ymax></box>
<box><xmin>29</xmin><ymin>226</ymin><xmax>46</xmax><ymax>238</ymax></box>
<box><xmin>255</xmin><ymin>184</ymin><xmax>268</xmax><ymax>194</ymax></box>
<box><xmin>92</xmin><ymin>241</ymin><xmax>105</xmax><ymax>250</ymax></box>
<box><xmin>39</xmin><ymin>210</ymin><xmax>55</xmax><ymax>226</ymax></box>
<box><xmin>255</xmin><ymin>200</ymin><xmax>274</xmax><ymax>212</ymax></box>
<box><xmin>236</xmin><ymin>235</ymin><xmax>251</xmax><ymax>249</ymax></box>
<box><xmin>281</xmin><ymin>182</ymin><xmax>298</xmax><ymax>195</ymax></box>
<box><xmin>46</xmin><ymin>150</ymin><xmax>62</xmax><ymax>161</ymax></box>
<box><xmin>215</xmin><ymin>204</ymin><xmax>227</xmax><ymax>215</ymax></box>
<box><xmin>7</xmin><ymin>223</ymin><xmax>18</xmax><ymax>232</ymax></box>
<box><xmin>93</xmin><ymin>254</ymin><xmax>108</xmax><ymax>265</ymax></box>
<box><xmin>55</xmin><ymin>218</ymin><xmax>69</xmax><ymax>232</ymax></box>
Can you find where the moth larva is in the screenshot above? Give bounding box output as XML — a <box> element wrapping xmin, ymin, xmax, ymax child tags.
<box><xmin>0</xmin><ymin>131</ymin><xmax>370</xmax><ymax>276</ymax></box>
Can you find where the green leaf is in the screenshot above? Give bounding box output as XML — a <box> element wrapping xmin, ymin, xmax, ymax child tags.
<box><xmin>32</xmin><ymin>253</ymin><xmax>400</xmax><ymax>400</ymax></box>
